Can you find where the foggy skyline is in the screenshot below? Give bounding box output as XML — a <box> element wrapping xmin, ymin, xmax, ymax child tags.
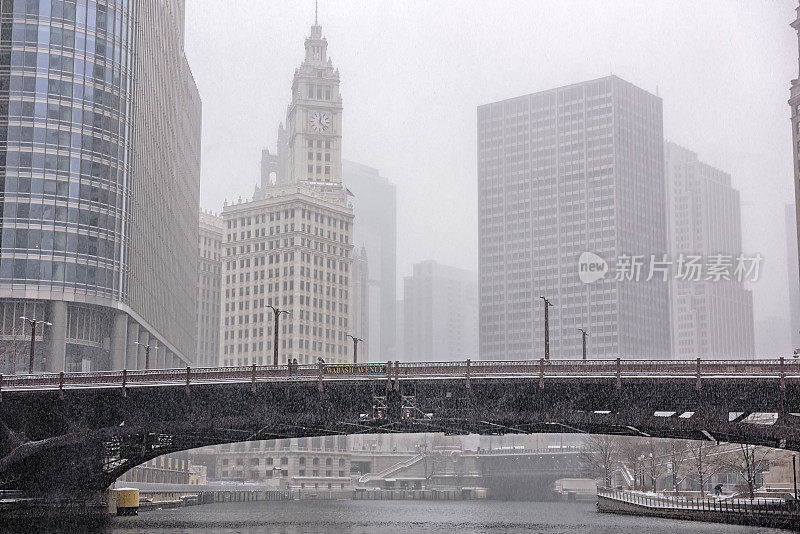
<box><xmin>185</xmin><ymin>1</ymin><xmax>796</xmax><ymax>356</ymax></box>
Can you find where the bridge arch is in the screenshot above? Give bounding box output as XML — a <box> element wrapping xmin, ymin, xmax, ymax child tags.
<box><xmin>0</xmin><ymin>361</ymin><xmax>798</xmax><ymax>492</ymax></box>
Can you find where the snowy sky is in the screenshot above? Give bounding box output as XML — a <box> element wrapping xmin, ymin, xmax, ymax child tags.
<box><xmin>184</xmin><ymin>1</ymin><xmax>798</xmax><ymax>356</ymax></box>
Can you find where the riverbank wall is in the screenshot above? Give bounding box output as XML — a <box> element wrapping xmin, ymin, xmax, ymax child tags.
<box><xmin>597</xmin><ymin>488</ymin><xmax>800</xmax><ymax>531</ymax></box>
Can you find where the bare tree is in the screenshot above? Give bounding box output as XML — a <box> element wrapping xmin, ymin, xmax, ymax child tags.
<box><xmin>644</xmin><ymin>438</ymin><xmax>672</xmax><ymax>492</ymax></box>
<box><xmin>720</xmin><ymin>444</ymin><xmax>784</xmax><ymax>499</ymax></box>
<box><xmin>579</xmin><ymin>434</ymin><xmax>622</xmax><ymax>487</ymax></box>
<box><xmin>684</xmin><ymin>440</ymin><xmax>723</xmax><ymax>496</ymax></box>
<box><xmin>668</xmin><ymin>440</ymin><xmax>693</xmax><ymax>494</ymax></box>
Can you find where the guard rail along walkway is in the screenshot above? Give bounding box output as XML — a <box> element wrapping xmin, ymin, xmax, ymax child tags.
<box><xmin>1</xmin><ymin>357</ymin><xmax>798</xmax><ymax>396</ymax></box>
<box><xmin>597</xmin><ymin>487</ymin><xmax>800</xmax><ymax>531</ymax></box>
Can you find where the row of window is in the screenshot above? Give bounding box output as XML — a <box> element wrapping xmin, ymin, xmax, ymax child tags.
<box><xmin>0</xmin><ymin>257</ymin><xmax>120</xmax><ymax>292</ymax></box>
<box><xmin>307</xmin><ymin>84</ymin><xmax>332</xmax><ymax>101</ymax></box>
<box><xmin>226</xmin><ymin>208</ymin><xmax>349</xmax><ymax>231</ymax></box>
<box><xmin>223</xmin><ymin>341</ymin><xmax>348</xmax><ymax>356</ymax></box>
<box><xmin>11</xmin><ymin>0</ymin><xmax>130</xmax><ymax>38</ymax></box>
<box><xmin>224</xmin><ymin>297</ymin><xmax>349</xmax><ymax>316</ymax></box>
<box><xmin>10</xmin><ymin>28</ymin><xmax>129</xmax><ymax>73</ymax></box>
<box><xmin>3</xmin><ymin>198</ymin><xmax>121</xmax><ymax>224</ymax></box>
<box><xmin>1</xmin><ymin>226</ymin><xmax>120</xmax><ymax>259</ymax></box>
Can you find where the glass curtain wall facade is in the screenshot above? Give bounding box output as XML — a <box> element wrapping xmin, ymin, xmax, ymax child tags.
<box><xmin>0</xmin><ymin>0</ymin><xmax>201</xmax><ymax>373</ymax></box>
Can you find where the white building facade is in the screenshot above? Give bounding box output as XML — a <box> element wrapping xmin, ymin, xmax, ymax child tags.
<box><xmin>198</xmin><ymin>211</ymin><xmax>223</xmax><ymax>367</ymax></box>
<box><xmin>220</xmin><ymin>15</ymin><xmax>353</xmax><ymax>367</ymax></box>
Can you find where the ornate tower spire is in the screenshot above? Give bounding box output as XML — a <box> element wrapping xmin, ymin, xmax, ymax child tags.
<box><xmin>792</xmin><ymin>2</ymin><xmax>800</xmax><ymax>81</ymax></box>
<box><xmin>305</xmin><ymin>0</ymin><xmax>326</xmax><ymax>62</ymax></box>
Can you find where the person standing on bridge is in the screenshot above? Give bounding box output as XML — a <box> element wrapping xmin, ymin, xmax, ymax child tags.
<box><xmin>293</xmin><ymin>358</ymin><xmax>298</xmax><ymax>378</ymax></box>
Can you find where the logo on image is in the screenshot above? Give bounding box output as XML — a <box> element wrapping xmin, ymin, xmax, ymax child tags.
<box><xmin>578</xmin><ymin>252</ymin><xmax>608</xmax><ymax>284</ymax></box>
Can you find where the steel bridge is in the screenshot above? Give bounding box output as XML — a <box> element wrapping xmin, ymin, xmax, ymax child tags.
<box><xmin>0</xmin><ymin>358</ymin><xmax>798</xmax><ymax>492</ymax></box>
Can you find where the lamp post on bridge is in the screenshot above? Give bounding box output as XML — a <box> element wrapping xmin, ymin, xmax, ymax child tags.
<box><xmin>539</xmin><ymin>296</ymin><xmax>553</xmax><ymax>360</ymax></box>
<box><xmin>266</xmin><ymin>304</ymin><xmax>291</xmax><ymax>367</ymax></box>
<box><xmin>792</xmin><ymin>452</ymin><xmax>797</xmax><ymax>501</ymax></box>
<box><xmin>20</xmin><ymin>316</ymin><xmax>51</xmax><ymax>374</ymax></box>
<box><xmin>346</xmin><ymin>334</ymin><xmax>363</xmax><ymax>364</ymax></box>
<box><xmin>134</xmin><ymin>341</ymin><xmax>158</xmax><ymax>370</ymax></box>
<box><xmin>578</xmin><ymin>328</ymin><xmax>588</xmax><ymax>360</ymax></box>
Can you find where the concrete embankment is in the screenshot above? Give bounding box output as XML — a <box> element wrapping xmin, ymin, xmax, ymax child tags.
<box><xmin>0</xmin><ymin>492</ymin><xmax>110</xmax><ymax>526</ymax></box>
<box><xmin>354</xmin><ymin>488</ymin><xmax>487</xmax><ymax>500</ymax></box>
<box><xmin>597</xmin><ymin>489</ymin><xmax>800</xmax><ymax>531</ymax></box>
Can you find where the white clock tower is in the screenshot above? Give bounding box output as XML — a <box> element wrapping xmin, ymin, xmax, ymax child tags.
<box><xmin>284</xmin><ymin>8</ymin><xmax>343</xmax><ymax>192</ymax></box>
<box><xmin>225</xmin><ymin>4</ymin><xmax>356</xmax><ymax>368</ymax></box>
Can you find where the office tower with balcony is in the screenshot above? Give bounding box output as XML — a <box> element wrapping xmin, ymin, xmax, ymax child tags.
<box><xmin>0</xmin><ymin>0</ymin><xmax>201</xmax><ymax>372</ymax></box>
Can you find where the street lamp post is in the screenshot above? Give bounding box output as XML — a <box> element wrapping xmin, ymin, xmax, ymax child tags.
<box><xmin>649</xmin><ymin>452</ymin><xmax>656</xmax><ymax>492</ymax></box>
<box><xmin>266</xmin><ymin>305</ymin><xmax>291</xmax><ymax>367</ymax></box>
<box><xmin>578</xmin><ymin>328</ymin><xmax>588</xmax><ymax>360</ymax></box>
<box><xmin>134</xmin><ymin>341</ymin><xmax>158</xmax><ymax>370</ymax></box>
<box><xmin>792</xmin><ymin>452</ymin><xmax>798</xmax><ymax>500</ymax></box>
<box><xmin>20</xmin><ymin>316</ymin><xmax>52</xmax><ymax>374</ymax></box>
<box><xmin>346</xmin><ymin>334</ymin><xmax>363</xmax><ymax>364</ymax></box>
<box><xmin>539</xmin><ymin>296</ymin><xmax>553</xmax><ymax>360</ymax></box>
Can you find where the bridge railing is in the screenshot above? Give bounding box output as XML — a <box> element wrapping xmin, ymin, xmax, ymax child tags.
<box><xmin>0</xmin><ymin>358</ymin><xmax>797</xmax><ymax>392</ymax></box>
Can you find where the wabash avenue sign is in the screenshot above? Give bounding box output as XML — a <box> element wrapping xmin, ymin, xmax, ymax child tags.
<box><xmin>322</xmin><ymin>364</ymin><xmax>388</xmax><ymax>375</ymax></box>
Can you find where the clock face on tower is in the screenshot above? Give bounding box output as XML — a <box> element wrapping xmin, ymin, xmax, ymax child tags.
<box><xmin>309</xmin><ymin>111</ymin><xmax>331</xmax><ymax>132</ymax></box>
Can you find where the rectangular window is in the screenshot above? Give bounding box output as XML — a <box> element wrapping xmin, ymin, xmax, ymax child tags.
<box><xmin>308</xmin><ymin>84</ymin><xmax>315</xmax><ymax>98</ymax></box>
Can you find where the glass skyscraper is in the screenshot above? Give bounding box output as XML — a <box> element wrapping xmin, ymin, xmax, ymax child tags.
<box><xmin>0</xmin><ymin>0</ymin><xmax>201</xmax><ymax>373</ymax></box>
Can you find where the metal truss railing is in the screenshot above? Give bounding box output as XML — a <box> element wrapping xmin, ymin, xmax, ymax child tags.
<box><xmin>0</xmin><ymin>358</ymin><xmax>797</xmax><ymax>395</ymax></box>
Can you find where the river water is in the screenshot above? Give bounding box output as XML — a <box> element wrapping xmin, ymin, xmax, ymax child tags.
<box><xmin>88</xmin><ymin>500</ymin><xmax>785</xmax><ymax>534</ymax></box>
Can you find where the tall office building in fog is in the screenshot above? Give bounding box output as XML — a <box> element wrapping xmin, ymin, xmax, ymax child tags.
<box><xmin>198</xmin><ymin>211</ymin><xmax>223</xmax><ymax>367</ymax></box>
<box><xmin>478</xmin><ymin>76</ymin><xmax>670</xmax><ymax>360</ymax></box>
<box><xmin>0</xmin><ymin>0</ymin><xmax>201</xmax><ymax>372</ymax></box>
<box><xmin>786</xmin><ymin>204</ymin><xmax>800</xmax><ymax>350</ymax></box>
<box><xmin>665</xmin><ymin>142</ymin><xmax>754</xmax><ymax>358</ymax></box>
<box><xmin>789</xmin><ymin>6</ymin><xmax>800</xmax><ymax>299</ymax></box>
<box><xmin>343</xmin><ymin>160</ymin><xmax>396</xmax><ymax>361</ymax></box>
<box><xmin>403</xmin><ymin>261</ymin><xmax>478</xmax><ymax>362</ymax></box>
<box><xmin>221</xmin><ymin>15</ymin><xmax>354</xmax><ymax>366</ymax></box>
<box><xmin>350</xmin><ymin>244</ymin><xmax>368</xmax><ymax>357</ymax></box>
